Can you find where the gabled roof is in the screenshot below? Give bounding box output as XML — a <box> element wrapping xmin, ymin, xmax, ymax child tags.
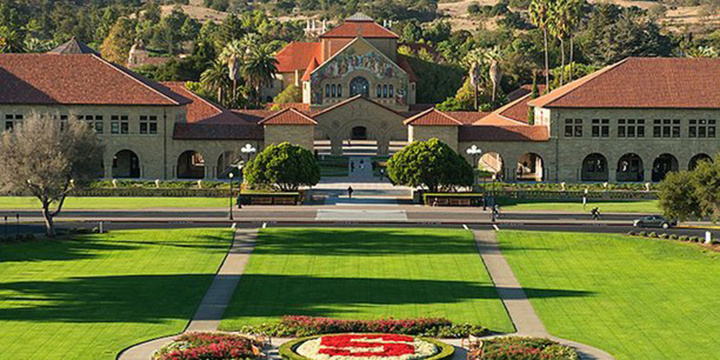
<box><xmin>0</xmin><ymin>54</ymin><xmax>190</xmax><ymax>106</ymax></box>
<box><xmin>404</xmin><ymin>108</ymin><xmax>462</xmax><ymax>126</ymax></box>
<box><xmin>48</xmin><ymin>37</ymin><xmax>100</xmax><ymax>56</ymax></box>
<box><xmin>301</xmin><ymin>57</ymin><xmax>320</xmax><ymax>82</ymax></box>
<box><xmin>459</xmin><ymin>125</ymin><xmax>549</xmax><ymax>142</ymax></box>
<box><xmin>162</xmin><ymin>82</ymin><xmax>242</xmax><ymax>124</ymax></box>
<box><xmin>528</xmin><ymin>57</ymin><xmax>720</xmax><ymax>109</ymax></box>
<box><xmin>311</xmin><ymin>37</ymin><xmax>408</xmax><ymax>83</ymax></box>
<box><xmin>275</xmin><ymin>42</ymin><xmax>322</xmax><ymax>73</ymax></box>
<box><xmin>476</xmin><ymin>93</ymin><xmax>536</xmax><ymax>125</ymax></box>
<box><xmin>313</xmin><ymin>94</ymin><xmax>404</xmax><ymax>118</ymax></box>
<box><xmin>259</xmin><ymin>108</ymin><xmax>317</xmax><ymax>125</ymax></box>
<box><xmin>507</xmin><ymin>84</ymin><xmax>546</xmax><ymax>102</ymax></box>
<box><xmin>320</xmin><ymin>17</ymin><xmax>399</xmax><ymax>39</ymax></box>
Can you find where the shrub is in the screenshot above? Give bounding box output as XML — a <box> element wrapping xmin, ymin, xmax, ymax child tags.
<box><xmin>239</xmin><ymin>316</ymin><xmax>489</xmax><ymax>338</ymax></box>
<box><xmin>627</xmin><ymin>231</ymin><xmax>637</xmax><ymax>236</ymax></box>
<box><xmin>648</xmin><ymin>232</ymin><xmax>658</xmax><ymax>238</ymax></box>
<box><xmin>659</xmin><ymin>233</ymin><xmax>669</xmax><ymax>239</ymax></box>
<box><xmin>691</xmin><ymin>236</ymin><xmax>700</xmax><ymax>243</ymax></box>
<box><xmin>638</xmin><ymin>231</ymin><xmax>647</xmax><ymax>237</ymax></box>
<box><xmin>467</xmin><ymin>337</ymin><xmax>579</xmax><ymax>360</ymax></box>
<box><xmin>669</xmin><ymin>234</ymin><xmax>678</xmax><ymax>240</ymax></box>
<box><xmin>153</xmin><ymin>332</ymin><xmax>262</xmax><ymax>360</ymax></box>
<box><xmin>679</xmin><ymin>235</ymin><xmax>689</xmax><ymax>241</ymax></box>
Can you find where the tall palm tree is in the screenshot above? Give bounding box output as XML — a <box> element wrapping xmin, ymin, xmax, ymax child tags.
<box><xmin>566</xmin><ymin>0</ymin><xmax>585</xmax><ymax>82</ymax></box>
<box><xmin>530</xmin><ymin>0</ymin><xmax>553</xmax><ymax>91</ymax></box>
<box><xmin>484</xmin><ymin>46</ymin><xmax>503</xmax><ymax>102</ymax></box>
<box><xmin>550</xmin><ymin>0</ymin><xmax>569</xmax><ymax>86</ymax></box>
<box><xmin>465</xmin><ymin>48</ymin><xmax>485</xmax><ymax>111</ymax></box>
<box><xmin>241</xmin><ymin>45</ymin><xmax>278</xmax><ymax>106</ymax></box>
<box><xmin>200</xmin><ymin>59</ymin><xmax>230</xmax><ymax>105</ymax></box>
<box><xmin>219</xmin><ymin>39</ymin><xmax>244</xmax><ymax>105</ymax></box>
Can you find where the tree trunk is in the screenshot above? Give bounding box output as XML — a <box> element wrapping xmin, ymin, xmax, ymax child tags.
<box><xmin>569</xmin><ymin>36</ymin><xmax>574</xmax><ymax>82</ymax></box>
<box><xmin>474</xmin><ymin>85</ymin><xmax>478</xmax><ymax>111</ymax></box>
<box><xmin>559</xmin><ymin>37</ymin><xmax>565</xmax><ymax>86</ymax></box>
<box><xmin>543</xmin><ymin>27</ymin><xmax>550</xmax><ymax>91</ymax></box>
<box><xmin>42</xmin><ymin>202</ymin><xmax>55</xmax><ymax>237</ymax></box>
<box><xmin>233</xmin><ymin>78</ymin><xmax>237</xmax><ymax>106</ymax></box>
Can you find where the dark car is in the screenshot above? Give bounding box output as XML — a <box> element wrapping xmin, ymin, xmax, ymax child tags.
<box><xmin>633</xmin><ymin>215</ymin><xmax>677</xmax><ymax>229</ymax></box>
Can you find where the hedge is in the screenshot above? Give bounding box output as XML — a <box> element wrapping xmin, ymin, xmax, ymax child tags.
<box><xmin>278</xmin><ymin>334</ymin><xmax>454</xmax><ymax>360</ymax></box>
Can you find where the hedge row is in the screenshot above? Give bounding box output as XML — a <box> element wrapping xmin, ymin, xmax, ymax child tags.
<box><xmin>153</xmin><ymin>332</ymin><xmax>263</xmax><ymax>360</ymax></box>
<box><xmin>628</xmin><ymin>231</ymin><xmax>719</xmax><ymax>245</ymax></box>
<box><xmin>239</xmin><ymin>316</ymin><xmax>489</xmax><ymax>338</ymax></box>
<box><xmin>467</xmin><ymin>337</ymin><xmax>579</xmax><ymax>360</ymax></box>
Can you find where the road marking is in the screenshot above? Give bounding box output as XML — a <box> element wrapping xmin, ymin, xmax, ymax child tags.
<box><xmin>231</xmin><ymin>222</ymin><xmax>237</xmax><ymax>229</ymax></box>
<box><xmin>462</xmin><ymin>224</ymin><xmax>469</xmax><ymax>230</ymax></box>
<box><xmin>262</xmin><ymin>222</ymin><xmax>268</xmax><ymax>229</ymax></box>
<box><xmin>493</xmin><ymin>224</ymin><xmax>500</xmax><ymax>231</ymax></box>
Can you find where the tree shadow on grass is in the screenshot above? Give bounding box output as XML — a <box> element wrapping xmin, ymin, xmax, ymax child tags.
<box><xmin>255</xmin><ymin>229</ymin><xmax>480</xmax><ymax>256</ymax></box>
<box><xmin>224</xmin><ymin>274</ymin><xmax>593</xmax><ymax>319</ymax></box>
<box><xmin>0</xmin><ymin>274</ymin><xmax>215</xmax><ymax>323</ymax></box>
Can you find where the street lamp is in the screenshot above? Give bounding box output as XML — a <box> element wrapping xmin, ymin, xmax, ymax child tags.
<box><xmin>466</xmin><ymin>145</ymin><xmax>483</xmax><ymax>206</ymax></box>
<box><xmin>241</xmin><ymin>143</ymin><xmax>257</xmax><ymax>162</ymax></box>
<box><xmin>228</xmin><ymin>172</ymin><xmax>235</xmax><ymax>221</ymax></box>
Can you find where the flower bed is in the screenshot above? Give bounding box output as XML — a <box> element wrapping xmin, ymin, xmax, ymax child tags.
<box><xmin>466</xmin><ymin>337</ymin><xmax>579</xmax><ymax>360</ymax></box>
<box><xmin>240</xmin><ymin>316</ymin><xmax>489</xmax><ymax>338</ymax></box>
<box><xmin>153</xmin><ymin>332</ymin><xmax>264</xmax><ymax>360</ymax></box>
<box><xmin>280</xmin><ymin>333</ymin><xmax>454</xmax><ymax>360</ymax></box>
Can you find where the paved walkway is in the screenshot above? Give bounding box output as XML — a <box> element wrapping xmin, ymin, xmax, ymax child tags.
<box><xmin>117</xmin><ymin>228</ymin><xmax>259</xmax><ymax>360</ymax></box>
<box><xmin>473</xmin><ymin>230</ymin><xmax>614</xmax><ymax>360</ymax></box>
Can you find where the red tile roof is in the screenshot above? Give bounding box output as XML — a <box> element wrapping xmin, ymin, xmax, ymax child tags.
<box><xmin>443</xmin><ymin>111</ymin><xmax>490</xmax><ymax>125</ymax></box>
<box><xmin>162</xmin><ymin>82</ymin><xmax>242</xmax><ymax>124</ymax></box>
<box><xmin>232</xmin><ymin>109</ymin><xmax>276</xmax><ymax>124</ymax></box>
<box><xmin>0</xmin><ymin>54</ymin><xmax>190</xmax><ymax>106</ymax></box>
<box><xmin>275</xmin><ymin>42</ymin><xmax>322</xmax><ymax>73</ymax></box>
<box><xmin>265</xmin><ymin>102</ymin><xmax>312</xmax><ymax>112</ymax></box>
<box><xmin>259</xmin><ymin>108</ymin><xmax>317</xmax><ymax>125</ymax></box>
<box><xmin>529</xmin><ymin>57</ymin><xmax>720</xmax><ymax>109</ymax></box>
<box><xmin>301</xmin><ymin>57</ymin><xmax>320</xmax><ymax>81</ymax></box>
<box><xmin>507</xmin><ymin>84</ymin><xmax>546</xmax><ymax>102</ymax></box>
<box><xmin>404</xmin><ymin>108</ymin><xmax>462</xmax><ymax>126</ymax></box>
<box><xmin>173</xmin><ymin>123</ymin><xmax>263</xmax><ymax>140</ymax></box>
<box><xmin>320</xmin><ymin>21</ymin><xmax>399</xmax><ymax>39</ymax></box>
<box><xmin>459</xmin><ymin>125</ymin><xmax>549</xmax><ymax>142</ymax></box>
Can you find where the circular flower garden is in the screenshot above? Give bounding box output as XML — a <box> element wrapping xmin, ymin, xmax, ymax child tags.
<box><xmin>280</xmin><ymin>333</ymin><xmax>454</xmax><ymax>360</ymax></box>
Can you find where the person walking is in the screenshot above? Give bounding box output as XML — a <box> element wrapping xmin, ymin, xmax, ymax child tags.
<box><xmin>347</xmin><ymin>186</ymin><xmax>354</xmax><ymax>199</ymax></box>
<box><xmin>350</xmin><ymin>161</ymin><xmax>355</xmax><ymax>172</ymax></box>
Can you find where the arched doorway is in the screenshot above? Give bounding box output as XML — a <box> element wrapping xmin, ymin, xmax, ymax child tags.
<box><xmin>177</xmin><ymin>150</ymin><xmax>205</xmax><ymax>179</ymax></box>
<box><xmin>617</xmin><ymin>153</ymin><xmax>643</xmax><ymax>182</ymax></box>
<box><xmin>217</xmin><ymin>151</ymin><xmax>240</xmax><ymax>179</ymax></box>
<box><xmin>478</xmin><ymin>152</ymin><xmax>504</xmax><ymax>180</ymax></box>
<box><xmin>349</xmin><ymin>76</ymin><xmax>370</xmax><ymax>97</ymax></box>
<box><xmin>581</xmin><ymin>153</ymin><xmax>608</xmax><ymax>181</ymax></box>
<box><xmin>689</xmin><ymin>153</ymin><xmax>712</xmax><ymax>170</ymax></box>
<box><xmin>652</xmin><ymin>153</ymin><xmax>678</xmax><ymax>182</ymax></box>
<box><xmin>517</xmin><ymin>153</ymin><xmax>544</xmax><ymax>181</ymax></box>
<box><xmin>112</xmin><ymin>150</ymin><xmax>140</xmax><ymax>178</ymax></box>
<box><xmin>351</xmin><ymin>126</ymin><xmax>368</xmax><ymax>140</ymax></box>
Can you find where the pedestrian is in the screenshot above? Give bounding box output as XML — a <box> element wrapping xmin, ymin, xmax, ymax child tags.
<box><xmin>379</xmin><ymin>168</ymin><xmax>385</xmax><ymax>179</ymax></box>
<box><xmin>350</xmin><ymin>161</ymin><xmax>355</xmax><ymax>172</ymax></box>
<box><xmin>493</xmin><ymin>204</ymin><xmax>500</xmax><ymax>219</ymax></box>
<box><xmin>347</xmin><ymin>186</ymin><xmax>354</xmax><ymax>199</ymax></box>
<box><xmin>591</xmin><ymin>207</ymin><xmax>601</xmax><ymax>220</ymax></box>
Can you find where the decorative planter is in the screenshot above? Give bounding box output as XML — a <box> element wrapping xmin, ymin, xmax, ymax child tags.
<box><xmin>280</xmin><ymin>333</ymin><xmax>454</xmax><ymax>360</ymax></box>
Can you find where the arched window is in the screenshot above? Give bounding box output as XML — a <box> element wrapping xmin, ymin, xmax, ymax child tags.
<box><xmin>377</xmin><ymin>84</ymin><xmax>382</xmax><ymax>97</ymax></box>
<box><xmin>325</xmin><ymin>84</ymin><xmax>330</xmax><ymax>97</ymax></box>
<box><xmin>389</xmin><ymin>85</ymin><xmax>394</xmax><ymax>97</ymax></box>
<box><xmin>383</xmin><ymin>85</ymin><xmax>388</xmax><ymax>98</ymax></box>
<box><xmin>331</xmin><ymin>84</ymin><xmax>336</xmax><ymax>97</ymax></box>
<box><xmin>349</xmin><ymin>76</ymin><xmax>370</xmax><ymax>97</ymax></box>
<box><xmin>337</xmin><ymin>84</ymin><xmax>342</xmax><ymax>97</ymax></box>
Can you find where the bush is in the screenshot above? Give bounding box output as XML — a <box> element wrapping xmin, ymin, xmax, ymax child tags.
<box><xmin>467</xmin><ymin>337</ymin><xmax>579</xmax><ymax>360</ymax></box>
<box><xmin>691</xmin><ymin>236</ymin><xmax>701</xmax><ymax>243</ymax></box>
<box><xmin>239</xmin><ymin>316</ymin><xmax>489</xmax><ymax>338</ymax></box>
<box><xmin>669</xmin><ymin>234</ymin><xmax>679</xmax><ymax>240</ymax></box>
<box><xmin>648</xmin><ymin>232</ymin><xmax>658</xmax><ymax>238</ymax></box>
<box><xmin>679</xmin><ymin>235</ymin><xmax>689</xmax><ymax>241</ymax></box>
<box><xmin>153</xmin><ymin>332</ymin><xmax>262</xmax><ymax>360</ymax></box>
<box><xmin>659</xmin><ymin>233</ymin><xmax>669</xmax><ymax>239</ymax></box>
<box><xmin>627</xmin><ymin>231</ymin><xmax>637</xmax><ymax>236</ymax></box>
<box><xmin>638</xmin><ymin>231</ymin><xmax>647</xmax><ymax>237</ymax></box>
<box><xmin>244</xmin><ymin>142</ymin><xmax>320</xmax><ymax>192</ymax></box>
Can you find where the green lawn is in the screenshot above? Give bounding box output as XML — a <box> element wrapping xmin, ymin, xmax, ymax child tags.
<box><xmin>318</xmin><ymin>156</ymin><xmax>350</xmax><ymax>177</ymax></box>
<box><xmin>0</xmin><ymin>228</ymin><xmax>233</xmax><ymax>359</ymax></box>
<box><xmin>0</xmin><ymin>196</ymin><xmax>228</xmax><ymax>209</ymax></box>
<box><xmin>220</xmin><ymin>228</ymin><xmax>514</xmax><ymax>332</ymax></box>
<box><xmin>499</xmin><ymin>199</ymin><xmax>659</xmax><ymax>213</ymax></box>
<box><xmin>497</xmin><ymin>231</ymin><xmax>720</xmax><ymax>359</ymax></box>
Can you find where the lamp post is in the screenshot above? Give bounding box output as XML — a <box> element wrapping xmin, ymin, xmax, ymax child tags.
<box><xmin>228</xmin><ymin>172</ymin><xmax>235</xmax><ymax>220</ymax></box>
<box><xmin>466</xmin><ymin>145</ymin><xmax>482</xmax><ymax>207</ymax></box>
<box><xmin>241</xmin><ymin>143</ymin><xmax>257</xmax><ymax>164</ymax></box>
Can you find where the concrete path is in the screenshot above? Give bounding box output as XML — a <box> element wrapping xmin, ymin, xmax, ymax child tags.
<box><xmin>117</xmin><ymin>227</ymin><xmax>258</xmax><ymax>360</ymax></box>
<box><xmin>473</xmin><ymin>230</ymin><xmax>614</xmax><ymax>360</ymax></box>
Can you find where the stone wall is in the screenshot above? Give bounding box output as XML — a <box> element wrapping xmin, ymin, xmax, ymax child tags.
<box><xmin>408</xmin><ymin>125</ymin><xmax>459</xmax><ymax>151</ymax></box>
<box><xmin>263</xmin><ymin>125</ymin><xmax>315</xmax><ymax>151</ymax></box>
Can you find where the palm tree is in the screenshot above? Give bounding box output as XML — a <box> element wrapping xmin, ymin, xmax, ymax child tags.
<box><xmin>241</xmin><ymin>45</ymin><xmax>278</xmax><ymax>106</ymax></box>
<box><xmin>549</xmin><ymin>0</ymin><xmax>569</xmax><ymax>86</ymax></box>
<box><xmin>0</xmin><ymin>26</ymin><xmax>25</xmax><ymax>53</ymax></box>
<box><xmin>200</xmin><ymin>59</ymin><xmax>230</xmax><ymax>105</ymax></box>
<box><xmin>465</xmin><ymin>48</ymin><xmax>485</xmax><ymax>111</ymax></box>
<box><xmin>484</xmin><ymin>46</ymin><xmax>503</xmax><ymax>102</ymax></box>
<box><xmin>566</xmin><ymin>0</ymin><xmax>585</xmax><ymax>82</ymax></box>
<box><xmin>529</xmin><ymin>0</ymin><xmax>553</xmax><ymax>91</ymax></box>
<box><xmin>686</xmin><ymin>46</ymin><xmax>718</xmax><ymax>58</ymax></box>
<box><xmin>219</xmin><ymin>39</ymin><xmax>244</xmax><ymax>104</ymax></box>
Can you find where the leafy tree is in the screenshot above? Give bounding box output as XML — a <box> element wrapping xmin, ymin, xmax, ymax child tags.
<box><xmin>692</xmin><ymin>155</ymin><xmax>720</xmax><ymax>222</ymax></box>
<box><xmin>241</xmin><ymin>44</ymin><xmax>279</xmax><ymax>106</ymax></box>
<box><xmin>0</xmin><ymin>117</ymin><xmax>102</xmax><ymax>237</ymax></box>
<box><xmin>100</xmin><ymin>18</ymin><xmax>135</xmax><ymax>64</ymax></box>
<box><xmin>529</xmin><ymin>0</ymin><xmax>553</xmax><ymax>89</ymax></box>
<box><xmin>657</xmin><ymin>171</ymin><xmax>703</xmax><ymax>222</ymax></box>
<box><xmin>387</xmin><ymin>139</ymin><xmax>473</xmax><ymax>192</ymax></box>
<box><xmin>244</xmin><ymin>142</ymin><xmax>320</xmax><ymax>192</ymax></box>
<box><xmin>273</xmin><ymin>84</ymin><xmax>303</xmax><ymax>104</ymax></box>
<box><xmin>0</xmin><ymin>25</ymin><xmax>25</xmax><ymax>53</ymax></box>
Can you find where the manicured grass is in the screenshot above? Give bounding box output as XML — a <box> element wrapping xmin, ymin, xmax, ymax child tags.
<box><xmin>499</xmin><ymin>199</ymin><xmax>659</xmax><ymax>213</ymax></box>
<box><xmin>0</xmin><ymin>228</ymin><xmax>233</xmax><ymax>359</ymax></box>
<box><xmin>318</xmin><ymin>156</ymin><xmax>350</xmax><ymax>177</ymax></box>
<box><xmin>497</xmin><ymin>231</ymin><xmax>720</xmax><ymax>359</ymax></box>
<box><xmin>220</xmin><ymin>228</ymin><xmax>514</xmax><ymax>332</ymax></box>
<box><xmin>0</xmin><ymin>196</ymin><xmax>227</xmax><ymax>209</ymax></box>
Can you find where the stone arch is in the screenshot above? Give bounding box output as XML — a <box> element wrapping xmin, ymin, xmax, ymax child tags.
<box><xmin>112</xmin><ymin>150</ymin><xmax>140</xmax><ymax>178</ymax></box>
<box><xmin>652</xmin><ymin>153</ymin><xmax>679</xmax><ymax>182</ymax></box>
<box><xmin>351</xmin><ymin>126</ymin><xmax>368</xmax><ymax>140</ymax></box>
<box><xmin>617</xmin><ymin>153</ymin><xmax>644</xmax><ymax>182</ymax></box>
<box><xmin>689</xmin><ymin>153</ymin><xmax>712</xmax><ymax>170</ymax></box>
<box><xmin>581</xmin><ymin>153</ymin><xmax>608</xmax><ymax>182</ymax></box>
<box><xmin>350</xmin><ymin>76</ymin><xmax>370</xmax><ymax>97</ymax></box>
<box><xmin>217</xmin><ymin>150</ymin><xmax>240</xmax><ymax>179</ymax></box>
<box><xmin>478</xmin><ymin>152</ymin><xmax>504</xmax><ymax>180</ymax></box>
<box><xmin>177</xmin><ymin>150</ymin><xmax>205</xmax><ymax>179</ymax></box>
<box><xmin>517</xmin><ymin>152</ymin><xmax>545</xmax><ymax>181</ymax></box>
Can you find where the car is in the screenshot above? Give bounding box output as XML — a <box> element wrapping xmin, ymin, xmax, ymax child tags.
<box><xmin>633</xmin><ymin>215</ymin><xmax>677</xmax><ymax>229</ymax></box>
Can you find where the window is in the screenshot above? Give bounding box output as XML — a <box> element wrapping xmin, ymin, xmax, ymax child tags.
<box><xmin>653</xmin><ymin>119</ymin><xmax>680</xmax><ymax>138</ymax></box>
<box><xmin>94</xmin><ymin>115</ymin><xmax>103</xmax><ymax>134</ymax></box>
<box><xmin>331</xmin><ymin>84</ymin><xmax>336</xmax><ymax>97</ymax></box>
<box><xmin>590</xmin><ymin>119</ymin><xmax>608</xmax><ymax>138</ymax></box>
<box><xmin>565</xmin><ymin>119</ymin><xmax>583</xmax><ymax>137</ymax></box>
<box><xmin>139</xmin><ymin>115</ymin><xmax>157</xmax><ymax>134</ymax></box>
<box><xmin>383</xmin><ymin>85</ymin><xmax>388</xmax><ymax>98</ymax></box>
<box><xmin>377</xmin><ymin>84</ymin><xmax>382</xmax><ymax>97</ymax></box>
<box><xmin>4</xmin><ymin>114</ymin><xmax>22</xmax><ymax>131</ymax></box>
<box><xmin>689</xmin><ymin>119</ymin><xmax>716</xmax><ymax>138</ymax></box>
<box><xmin>337</xmin><ymin>84</ymin><xmax>342</xmax><ymax>97</ymax></box>
<box><xmin>389</xmin><ymin>85</ymin><xmax>393</xmax><ymax>97</ymax></box>
<box><xmin>618</xmin><ymin>119</ymin><xmax>644</xmax><ymax>138</ymax></box>
<box><xmin>111</xmin><ymin>115</ymin><xmax>128</xmax><ymax>134</ymax></box>
<box><xmin>325</xmin><ymin>84</ymin><xmax>330</xmax><ymax>97</ymax></box>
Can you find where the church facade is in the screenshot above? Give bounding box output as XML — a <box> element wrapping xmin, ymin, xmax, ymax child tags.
<box><xmin>0</xmin><ymin>17</ymin><xmax>717</xmax><ymax>184</ymax></box>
